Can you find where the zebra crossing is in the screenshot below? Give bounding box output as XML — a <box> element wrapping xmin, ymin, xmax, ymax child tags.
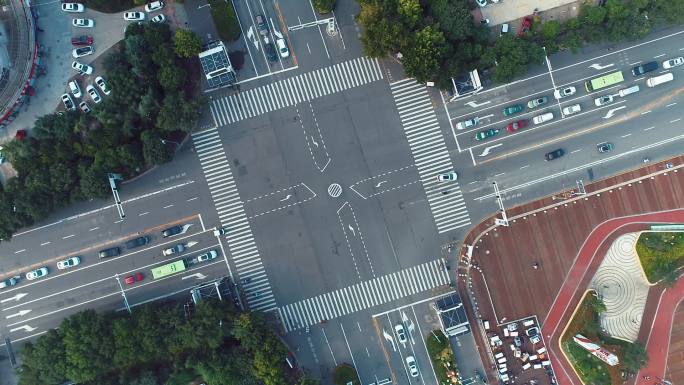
<box><xmin>192</xmin><ymin>128</ymin><xmax>276</xmax><ymax>312</ymax></box>
<box><xmin>210</xmin><ymin>56</ymin><xmax>384</xmax><ymax>126</ymax></box>
<box><xmin>390</xmin><ymin>78</ymin><xmax>471</xmax><ymax>233</ymax></box>
<box><xmin>277</xmin><ymin>259</ymin><xmax>450</xmax><ymax>332</ymax></box>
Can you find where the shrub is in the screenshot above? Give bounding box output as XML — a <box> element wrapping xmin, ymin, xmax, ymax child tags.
<box><xmin>208</xmin><ymin>0</ymin><xmax>241</xmax><ymax>41</ymax></box>
<box><xmin>313</xmin><ymin>0</ymin><xmax>336</xmax><ymax>14</ymax></box>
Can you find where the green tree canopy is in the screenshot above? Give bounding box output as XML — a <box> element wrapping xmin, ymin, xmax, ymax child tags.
<box><xmin>174</xmin><ymin>29</ymin><xmax>203</xmax><ymax>58</ymax></box>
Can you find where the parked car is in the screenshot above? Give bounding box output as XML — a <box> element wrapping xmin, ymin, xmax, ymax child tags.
<box><xmin>72</xmin><ymin>18</ymin><xmax>94</xmax><ymax>28</ymax></box>
<box><xmin>72</xmin><ymin>61</ymin><xmax>93</xmax><ymax>75</ymax></box>
<box><xmin>86</xmin><ymin>85</ymin><xmax>101</xmax><ymax>104</ymax></box>
<box><xmin>71</xmin><ymin>35</ymin><xmax>93</xmax><ymax>46</ymax></box>
<box><xmin>61</xmin><ymin>93</ymin><xmax>76</xmax><ymax>111</ymax></box>
<box><xmin>79</xmin><ymin>101</ymin><xmax>91</xmax><ymax>113</ymax></box>
<box><xmin>264</xmin><ymin>39</ymin><xmax>278</xmax><ymax>62</ymax></box>
<box><xmin>562</xmin><ymin>104</ymin><xmax>581</xmax><ymax>115</ymax></box>
<box><xmin>99</xmin><ymin>247</ymin><xmax>121</xmax><ymax>259</ymax></box>
<box><xmin>544</xmin><ymin>149</ymin><xmax>564</xmax><ymax>161</ymax></box>
<box><xmin>506</xmin><ymin>119</ymin><xmax>528</xmax><ymax>132</ymax></box>
<box><xmin>456</xmin><ymin>117</ymin><xmax>479</xmax><ymax>130</ymax></box>
<box><xmin>475</xmin><ymin>0</ymin><xmax>487</xmax><ymax>7</ymax></box>
<box><xmin>62</xmin><ymin>3</ymin><xmax>84</xmax><ymax>12</ymax></box>
<box><xmin>197</xmin><ymin>250</ymin><xmax>218</xmax><ymax>262</ymax></box>
<box><xmin>475</xmin><ymin>128</ymin><xmax>499</xmax><ymax>141</ymax></box>
<box><xmin>405</xmin><ymin>356</ymin><xmax>419</xmax><ymax>377</ymax></box>
<box><xmin>124</xmin><ymin>12</ymin><xmax>146</xmax><ymax>21</ymax></box>
<box><xmin>663</xmin><ymin>56</ymin><xmax>684</xmax><ymax>69</ymax></box>
<box><xmin>594</xmin><ymin>94</ymin><xmax>614</xmax><ymax>107</ymax></box>
<box><xmin>518</xmin><ymin>16</ymin><xmax>532</xmax><ymax>36</ymax></box>
<box><xmin>526</xmin><ymin>326</ymin><xmax>541</xmax><ymax>344</ymax></box>
<box><xmin>276</xmin><ymin>38</ymin><xmax>289</xmax><ymax>58</ymax></box>
<box><xmin>553</xmin><ymin>86</ymin><xmax>576</xmax><ymax>99</ymax></box>
<box><xmin>0</xmin><ymin>277</ymin><xmax>18</xmax><ymax>289</ymax></box>
<box><xmin>68</xmin><ymin>80</ymin><xmax>82</xmax><ymax>98</ymax></box>
<box><xmin>395</xmin><ymin>324</ymin><xmax>408</xmax><ymax>344</ymax></box>
<box><xmin>162</xmin><ymin>225</ymin><xmax>185</xmax><ymax>237</ymax></box>
<box><xmin>597</xmin><ymin>142</ymin><xmax>614</xmax><ymax>153</ymax></box>
<box><xmin>144</xmin><ymin>0</ymin><xmax>164</xmax><ymax>12</ymax></box>
<box><xmin>124</xmin><ymin>272</ymin><xmax>144</xmax><ymax>285</ymax></box>
<box><xmin>632</xmin><ymin>61</ymin><xmax>659</xmax><ymax>76</ymax></box>
<box><xmin>26</xmin><ymin>267</ymin><xmax>49</xmax><ymax>280</ymax></box>
<box><xmin>162</xmin><ymin>243</ymin><xmax>186</xmax><ymax>256</ymax></box>
<box><xmin>437</xmin><ymin>171</ymin><xmax>457</xmax><ymax>181</ymax></box>
<box><xmin>502</xmin><ymin>104</ymin><xmax>524</xmax><ymax>116</ymax></box>
<box><xmin>527</xmin><ymin>96</ymin><xmax>549</xmax><ymax>109</ymax></box>
<box><xmin>95</xmin><ymin>76</ymin><xmax>111</xmax><ymax>95</ymax></box>
<box><xmin>151</xmin><ymin>14</ymin><xmax>166</xmax><ymax>23</ymax></box>
<box><xmin>125</xmin><ymin>236</ymin><xmax>150</xmax><ymax>249</ymax></box>
<box><xmin>57</xmin><ymin>256</ymin><xmax>81</xmax><ymax>270</ymax></box>
<box><xmin>72</xmin><ymin>45</ymin><xmax>93</xmax><ymax>58</ymax></box>
<box><xmin>255</xmin><ymin>14</ymin><xmax>269</xmax><ymax>36</ymax></box>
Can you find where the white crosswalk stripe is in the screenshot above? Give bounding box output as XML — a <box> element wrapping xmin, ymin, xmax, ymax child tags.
<box><xmin>390</xmin><ymin>78</ymin><xmax>471</xmax><ymax>233</ymax></box>
<box><xmin>276</xmin><ymin>259</ymin><xmax>450</xmax><ymax>332</ymax></box>
<box><xmin>210</xmin><ymin>57</ymin><xmax>383</xmax><ymax>126</ymax></box>
<box><xmin>192</xmin><ymin>128</ymin><xmax>276</xmax><ymax>312</ymax></box>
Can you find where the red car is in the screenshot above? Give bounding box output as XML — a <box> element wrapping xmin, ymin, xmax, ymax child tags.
<box><xmin>518</xmin><ymin>17</ymin><xmax>532</xmax><ymax>37</ymax></box>
<box><xmin>124</xmin><ymin>272</ymin><xmax>144</xmax><ymax>285</ymax></box>
<box><xmin>506</xmin><ymin>119</ymin><xmax>529</xmax><ymax>132</ymax></box>
<box><xmin>71</xmin><ymin>35</ymin><xmax>93</xmax><ymax>46</ymax></box>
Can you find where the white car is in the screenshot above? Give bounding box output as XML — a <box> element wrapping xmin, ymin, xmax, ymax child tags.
<box><xmin>124</xmin><ymin>12</ymin><xmax>146</xmax><ymax>21</ymax></box>
<box><xmin>72</xmin><ymin>45</ymin><xmax>94</xmax><ymax>59</ymax></box>
<box><xmin>151</xmin><ymin>14</ymin><xmax>166</xmax><ymax>23</ymax></box>
<box><xmin>86</xmin><ymin>85</ymin><xmax>102</xmax><ymax>104</ymax></box>
<box><xmin>95</xmin><ymin>76</ymin><xmax>111</xmax><ymax>95</ymax></box>
<box><xmin>145</xmin><ymin>1</ymin><xmax>165</xmax><ymax>12</ymax></box>
<box><xmin>57</xmin><ymin>256</ymin><xmax>81</xmax><ymax>270</ymax></box>
<box><xmin>663</xmin><ymin>56</ymin><xmax>684</xmax><ymax>69</ymax></box>
<box><xmin>594</xmin><ymin>94</ymin><xmax>614</xmax><ymax>107</ymax></box>
<box><xmin>62</xmin><ymin>3</ymin><xmax>84</xmax><ymax>12</ymax></box>
<box><xmin>437</xmin><ymin>171</ymin><xmax>457</xmax><ymax>182</ymax></box>
<box><xmin>562</xmin><ymin>103</ymin><xmax>581</xmax><ymax>116</ymax></box>
<box><xmin>79</xmin><ymin>101</ymin><xmax>91</xmax><ymax>113</ymax></box>
<box><xmin>68</xmin><ymin>80</ymin><xmax>82</xmax><ymax>98</ymax></box>
<box><xmin>456</xmin><ymin>117</ymin><xmax>478</xmax><ymax>130</ymax></box>
<box><xmin>394</xmin><ymin>324</ymin><xmax>407</xmax><ymax>344</ymax></box>
<box><xmin>475</xmin><ymin>0</ymin><xmax>487</xmax><ymax>6</ymax></box>
<box><xmin>276</xmin><ymin>38</ymin><xmax>290</xmax><ymax>58</ymax></box>
<box><xmin>197</xmin><ymin>250</ymin><xmax>218</xmax><ymax>262</ymax></box>
<box><xmin>162</xmin><ymin>243</ymin><xmax>186</xmax><ymax>256</ymax></box>
<box><xmin>72</xmin><ymin>61</ymin><xmax>93</xmax><ymax>75</ymax></box>
<box><xmin>72</xmin><ymin>18</ymin><xmax>94</xmax><ymax>28</ymax></box>
<box><xmin>405</xmin><ymin>356</ymin><xmax>419</xmax><ymax>378</ymax></box>
<box><xmin>26</xmin><ymin>267</ymin><xmax>49</xmax><ymax>280</ymax></box>
<box><xmin>553</xmin><ymin>86</ymin><xmax>576</xmax><ymax>99</ymax></box>
<box><xmin>61</xmin><ymin>93</ymin><xmax>76</xmax><ymax>111</ymax></box>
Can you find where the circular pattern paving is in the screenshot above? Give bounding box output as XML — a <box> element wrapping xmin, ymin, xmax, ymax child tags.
<box><xmin>328</xmin><ymin>183</ymin><xmax>342</xmax><ymax>198</ymax></box>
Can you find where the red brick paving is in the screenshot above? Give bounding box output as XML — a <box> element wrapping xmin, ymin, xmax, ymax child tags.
<box><xmin>457</xmin><ymin>157</ymin><xmax>684</xmax><ymax>385</ymax></box>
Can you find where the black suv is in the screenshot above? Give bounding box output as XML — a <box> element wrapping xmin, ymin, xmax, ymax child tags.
<box><xmin>125</xmin><ymin>236</ymin><xmax>150</xmax><ymax>249</ymax></box>
<box><xmin>264</xmin><ymin>40</ymin><xmax>278</xmax><ymax>62</ymax></box>
<box><xmin>544</xmin><ymin>148</ymin><xmax>565</xmax><ymax>161</ymax></box>
<box><xmin>632</xmin><ymin>61</ymin><xmax>658</xmax><ymax>76</ymax></box>
<box><xmin>255</xmin><ymin>14</ymin><xmax>268</xmax><ymax>36</ymax></box>
<box><xmin>99</xmin><ymin>247</ymin><xmax>121</xmax><ymax>259</ymax></box>
<box><xmin>162</xmin><ymin>225</ymin><xmax>183</xmax><ymax>237</ymax></box>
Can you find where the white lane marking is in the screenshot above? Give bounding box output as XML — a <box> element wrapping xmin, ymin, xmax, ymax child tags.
<box><xmin>468</xmin><ymin>181</ymin><xmax>478</xmax><ymax>185</ymax></box>
<box><xmin>14</xmin><ymin>249</ymin><xmax>25</xmax><ymax>254</ymax></box>
<box><xmin>5</xmin><ymin>309</ymin><xmax>31</xmax><ymax>319</ymax></box>
<box><xmin>0</xmin><ymin>293</ymin><xmax>28</xmax><ymax>303</ymax></box>
<box><xmin>670</xmin><ymin>118</ymin><xmax>681</xmax><ymax>124</ymax></box>
<box><xmin>465</xmin><ymin>100</ymin><xmax>491</xmax><ymax>108</ymax></box>
<box><xmin>644</xmin><ymin>126</ymin><xmax>655</xmax><ymax>131</ymax></box>
<box><xmin>114</xmin><ymin>220</ymin><xmax>123</xmax><ymax>223</ymax></box>
<box><xmin>478</xmin><ymin>143</ymin><xmax>503</xmax><ymax>157</ymax></box>
<box><xmin>138</xmin><ymin>211</ymin><xmax>149</xmax><ymax>216</ymax></box>
<box><xmin>621</xmin><ymin>133</ymin><xmax>632</xmax><ymax>138</ymax></box>
<box><xmin>187</xmin><ymin>197</ymin><xmax>198</xmax><ymax>202</ymax></box>
<box><xmin>89</xmin><ymin>227</ymin><xmax>99</xmax><ymax>232</ymax></box>
<box><xmin>163</xmin><ymin>204</ymin><xmax>174</xmax><ymax>208</ymax></box>
<box><xmin>571</xmin><ymin>149</ymin><xmax>582</xmax><ymax>154</ymax></box>
<box><xmin>629</xmin><ymin>61</ymin><xmax>641</xmax><ymax>66</ymax></box>
<box><xmin>9</xmin><ymin>325</ymin><xmax>36</xmax><ymax>333</ymax></box>
<box><xmin>666</xmin><ymin>103</ymin><xmax>677</xmax><ymax>107</ymax></box>
<box><xmin>603</xmin><ymin>105</ymin><xmax>627</xmax><ymax>119</ymax></box>
<box><xmin>62</xmin><ymin>234</ymin><xmax>75</xmax><ymax>239</ymax></box>
<box><xmin>589</xmin><ymin>63</ymin><xmax>614</xmax><ymax>70</ymax></box>
<box><xmin>520</xmin><ymin>165</ymin><xmax>530</xmax><ymax>169</ymax></box>
<box><xmin>654</xmin><ymin>53</ymin><xmax>666</xmax><ymax>59</ymax></box>
<box><xmin>40</xmin><ymin>242</ymin><xmax>50</xmax><ymax>246</ymax></box>
<box><xmin>494</xmin><ymin>172</ymin><xmax>505</xmax><ymax>178</ymax></box>
<box><xmin>641</xmin><ymin>110</ymin><xmax>651</xmax><ymax>115</ymax></box>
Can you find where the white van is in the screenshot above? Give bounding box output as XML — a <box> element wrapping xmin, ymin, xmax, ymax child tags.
<box><xmin>497</xmin><ymin>357</ymin><xmax>507</xmax><ymax>364</ymax></box>
<box><xmin>646</xmin><ymin>72</ymin><xmax>674</xmax><ymax>87</ymax></box>
<box><xmin>533</xmin><ymin>112</ymin><xmax>554</xmax><ymax>125</ymax></box>
<box><xmin>522</xmin><ymin>363</ymin><xmax>531</xmax><ymax>370</ymax></box>
<box><xmin>495</xmin><ymin>352</ymin><xmax>505</xmax><ymax>359</ymax></box>
<box><xmin>542</xmin><ymin>360</ymin><xmax>551</xmax><ymax>366</ymax></box>
<box><xmin>483</xmin><ymin>320</ymin><xmax>490</xmax><ymax>330</ymax></box>
<box><xmin>537</xmin><ymin>347</ymin><xmax>547</xmax><ymax>355</ymax></box>
<box><xmin>618</xmin><ymin>85</ymin><xmax>640</xmax><ymax>97</ymax></box>
<box><xmin>522</xmin><ymin>319</ymin><xmax>535</xmax><ymax>327</ymax></box>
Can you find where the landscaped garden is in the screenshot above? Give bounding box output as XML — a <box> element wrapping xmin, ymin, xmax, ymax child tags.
<box><xmin>561</xmin><ymin>292</ymin><xmax>648</xmax><ymax>385</ymax></box>
<box><xmin>636</xmin><ymin>232</ymin><xmax>684</xmax><ymax>285</ymax></box>
<box><xmin>333</xmin><ymin>363</ymin><xmax>360</xmax><ymax>385</ymax></box>
<box><xmin>426</xmin><ymin>330</ymin><xmax>459</xmax><ymax>384</ymax></box>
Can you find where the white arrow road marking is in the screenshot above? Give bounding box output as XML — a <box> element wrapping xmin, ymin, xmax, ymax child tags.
<box><xmin>382</xmin><ymin>329</ymin><xmax>396</xmax><ymax>352</ymax></box>
<box><xmin>247</xmin><ymin>27</ymin><xmax>259</xmax><ymax>49</ymax></box>
<box><xmin>186</xmin><ymin>241</ymin><xmax>199</xmax><ymax>248</ymax></box>
<box><xmin>603</xmin><ymin>106</ymin><xmax>627</xmax><ymax>119</ymax></box>
<box><xmin>5</xmin><ymin>309</ymin><xmax>31</xmax><ymax>319</ymax></box>
<box><xmin>311</xmin><ymin>136</ymin><xmax>319</xmax><ymax>147</ymax></box>
<box><xmin>465</xmin><ymin>100</ymin><xmax>491</xmax><ymax>108</ymax></box>
<box><xmin>10</xmin><ymin>325</ymin><xmax>36</xmax><ymax>333</ymax></box>
<box><xmin>1</xmin><ymin>293</ymin><xmax>28</xmax><ymax>303</ymax></box>
<box><xmin>280</xmin><ymin>194</ymin><xmax>292</xmax><ymax>202</ymax></box>
<box><xmin>480</xmin><ymin>113</ymin><xmax>494</xmax><ymax>119</ymax></box>
<box><xmin>478</xmin><ymin>143</ymin><xmax>504</xmax><ymax>157</ymax></box>
<box><xmin>348</xmin><ymin>224</ymin><xmax>356</xmax><ymax>237</ymax></box>
<box><xmin>181</xmin><ymin>272</ymin><xmax>207</xmax><ymax>280</ymax></box>
<box><xmin>589</xmin><ymin>63</ymin><xmax>615</xmax><ymax>70</ymax></box>
<box><xmin>375</xmin><ymin>180</ymin><xmax>387</xmax><ymax>188</ymax></box>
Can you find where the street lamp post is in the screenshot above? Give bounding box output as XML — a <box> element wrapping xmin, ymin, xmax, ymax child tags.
<box><xmin>542</xmin><ymin>46</ymin><xmax>564</xmax><ymax>118</ymax></box>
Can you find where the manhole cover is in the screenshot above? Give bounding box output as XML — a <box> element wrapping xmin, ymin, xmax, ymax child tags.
<box><xmin>328</xmin><ymin>183</ymin><xmax>342</xmax><ymax>197</ymax></box>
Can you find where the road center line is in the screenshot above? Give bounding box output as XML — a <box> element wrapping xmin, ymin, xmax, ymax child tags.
<box><xmin>89</xmin><ymin>227</ymin><xmax>99</xmax><ymax>232</ymax></box>
<box><xmin>644</xmin><ymin>126</ymin><xmax>655</xmax><ymax>131</ymax></box>
<box><xmin>139</xmin><ymin>212</ymin><xmax>150</xmax><ymax>216</ymax></box>
<box><xmin>14</xmin><ymin>249</ymin><xmax>25</xmax><ymax>254</ymax></box>
<box><xmin>62</xmin><ymin>234</ymin><xmax>75</xmax><ymax>239</ymax></box>
<box><xmin>163</xmin><ymin>204</ymin><xmax>174</xmax><ymax>208</ymax></box>
<box><xmin>641</xmin><ymin>110</ymin><xmax>651</xmax><ymax>115</ymax></box>
<box><xmin>571</xmin><ymin>149</ymin><xmax>582</xmax><ymax>154</ymax></box>
<box><xmin>670</xmin><ymin>118</ymin><xmax>681</xmax><ymax>124</ymax></box>
<box><xmin>40</xmin><ymin>242</ymin><xmax>50</xmax><ymax>246</ymax></box>
<box><xmin>621</xmin><ymin>133</ymin><xmax>632</xmax><ymax>138</ymax></box>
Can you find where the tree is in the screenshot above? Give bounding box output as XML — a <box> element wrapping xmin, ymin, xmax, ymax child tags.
<box><xmin>312</xmin><ymin>0</ymin><xmax>336</xmax><ymax>14</ymax></box>
<box><xmin>397</xmin><ymin>0</ymin><xmax>421</xmax><ymax>29</ymax></box>
<box><xmin>357</xmin><ymin>1</ymin><xmax>401</xmax><ymax>57</ymax></box>
<box><xmin>402</xmin><ymin>25</ymin><xmax>446</xmax><ymax>83</ymax></box>
<box><xmin>662</xmin><ymin>268</ymin><xmax>681</xmax><ymax>287</ymax></box>
<box><xmin>622</xmin><ymin>342</ymin><xmax>648</xmax><ymax>372</ymax></box>
<box><xmin>62</xmin><ymin>310</ymin><xmax>115</xmax><ymax>383</ymax></box>
<box><xmin>487</xmin><ymin>35</ymin><xmax>544</xmax><ymax>83</ymax></box>
<box><xmin>428</xmin><ymin>0</ymin><xmax>474</xmax><ymax>41</ymax></box>
<box><xmin>586</xmin><ymin>294</ymin><xmax>607</xmax><ymax>314</ymax></box>
<box><xmin>18</xmin><ymin>330</ymin><xmax>67</xmax><ymax>385</ymax></box>
<box><xmin>541</xmin><ymin>20</ymin><xmax>561</xmax><ymax>41</ymax></box>
<box><xmin>174</xmin><ymin>29</ymin><xmax>203</xmax><ymax>58</ymax></box>
<box><xmin>159</xmin><ymin>65</ymin><xmax>187</xmax><ymax>91</ymax></box>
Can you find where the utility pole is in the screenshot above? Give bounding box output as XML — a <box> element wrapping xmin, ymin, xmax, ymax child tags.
<box><xmin>492</xmin><ymin>181</ymin><xmax>509</xmax><ymax>227</ymax></box>
<box><xmin>108</xmin><ymin>173</ymin><xmax>125</xmax><ymax>219</ymax></box>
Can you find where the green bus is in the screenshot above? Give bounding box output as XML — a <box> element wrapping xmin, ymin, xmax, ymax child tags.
<box><xmin>151</xmin><ymin>260</ymin><xmax>186</xmax><ymax>279</ymax></box>
<box><xmin>584</xmin><ymin>71</ymin><xmax>624</xmax><ymax>92</ymax></box>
